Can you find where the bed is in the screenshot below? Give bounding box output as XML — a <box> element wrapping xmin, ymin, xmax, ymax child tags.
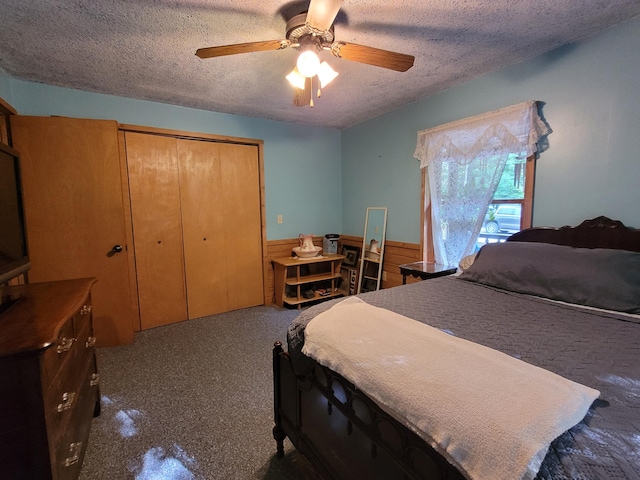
<box><xmin>272</xmin><ymin>216</ymin><xmax>640</xmax><ymax>480</ymax></box>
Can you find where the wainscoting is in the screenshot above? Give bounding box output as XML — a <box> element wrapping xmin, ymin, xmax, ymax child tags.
<box><xmin>265</xmin><ymin>235</ymin><xmax>421</xmax><ymax>304</ymax></box>
<box><xmin>380</xmin><ymin>239</ymin><xmax>423</xmax><ymax>287</ymax></box>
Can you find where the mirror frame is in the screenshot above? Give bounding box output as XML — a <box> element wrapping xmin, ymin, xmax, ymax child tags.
<box><xmin>357</xmin><ymin>207</ymin><xmax>388</xmax><ymax>294</ymax></box>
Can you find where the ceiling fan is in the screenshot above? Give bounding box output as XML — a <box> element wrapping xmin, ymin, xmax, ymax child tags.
<box><xmin>195</xmin><ymin>0</ymin><xmax>415</xmax><ymax>107</ymax></box>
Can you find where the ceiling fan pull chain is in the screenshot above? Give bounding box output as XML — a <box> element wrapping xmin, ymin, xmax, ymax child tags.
<box><xmin>310</xmin><ymin>76</ymin><xmax>315</xmax><ymax>108</ymax></box>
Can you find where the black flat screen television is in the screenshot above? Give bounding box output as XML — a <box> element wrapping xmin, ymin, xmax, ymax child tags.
<box><xmin>0</xmin><ymin>143</ymin><xmax>30</xmax><ymax>286</ymax></box>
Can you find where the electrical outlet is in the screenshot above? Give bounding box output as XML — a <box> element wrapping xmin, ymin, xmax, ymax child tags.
<box><xmin>277</xmin><ymin>215</ymin><xmax>283</xmax><ymax>224</ymax></box>
<box><xmin>382</xmin><ymin>271</ymin><xmax>387</xmax><ymax>281</ymax></box>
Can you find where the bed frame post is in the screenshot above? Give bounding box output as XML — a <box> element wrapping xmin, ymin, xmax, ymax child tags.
<box><xmin>272</xmin><ymin>341</ymin><xmax>286</xmax><ymax>458</ymax></box>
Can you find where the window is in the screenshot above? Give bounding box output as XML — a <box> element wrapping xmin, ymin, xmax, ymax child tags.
<box><xmin>422</xmin><ymin>155</ymin><xmax>534</xmax><ymax>263</ymax></box>
<box><xmin>476</xmin><ymin>153</ymin><xmax>534</xmax><ymax>248</ymax></box>
<box><xmin>415</xmin><ymin>101</ymin><xmax>548</xmax><ymax>266</ymax></box>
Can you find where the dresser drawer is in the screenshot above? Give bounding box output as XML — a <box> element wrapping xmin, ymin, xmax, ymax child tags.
<box><xmin>40</xmin><ymin>315</ymin><xmax>75</xmax><ymax>387</ymax></box>
<box><xmin>40</xmin><ymin>300</ymin><xmax>95</xmax><ymax>389</ymax></box>
<box><xmin>0</xmin><ymin>278</ymin><xmax>98</xmax><ymax>480</ymax></box>
<box><xmin>43</xmin><ymin>331</ymin><xmax>97</xmax><ymax>447</ymax></box>
<box><xmin>54</xmin><ymin>356</ymin><xmax>99</xmax><ymax>480</ymax></box>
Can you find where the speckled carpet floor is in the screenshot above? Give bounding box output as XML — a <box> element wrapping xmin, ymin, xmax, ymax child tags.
<box><xmin>79</xmin><ymin>305</ymin><xmax>306</xmax><ymax>480</ymax></box>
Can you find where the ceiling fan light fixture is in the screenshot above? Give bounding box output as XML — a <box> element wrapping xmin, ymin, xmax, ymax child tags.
<box><xmin>317</xmin><ymin>61</ymin><xmax>338</xmax><ymax>88</ymax></box>
<box><xmin>297</xmin><ymin>50</ymin><xmax>321</xmax><ymax>77</ymax></box>
<box><xmin>306</xmin><ymin>0</ymin><xmax>343</xmax><ymax>33</ymax></box>
<box><xmin>286</xmin><ymin>67</ymin><xmax>306</xmax><ymax>90</ymax></box>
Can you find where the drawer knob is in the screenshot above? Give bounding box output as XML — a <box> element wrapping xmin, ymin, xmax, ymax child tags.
<box><xmin>90</xmin><ymin>373</ymin><xmax>100</xmax><ymax>387</ymax></box>
<box><xmin>56</xmin><ymin>337</ymin><xmax>77</xmax><ymax>354</ymax></box>
<box><xmin>64</xmin><ymin>442</ymin><xmax>82</xmax><ymax>467</ymax></box>
<box><xmin>57</xmin><ymin>391</ymin><xmax>76</xmax><ymax>412</ymax></box>
<box><xmin>80</xmin><ymin>304</ymin><xmax>93</xmax><ymax>315</ymax></box>
<box><xmin>86</xmin><ymin>336</ymin><xmax>97</xmax><ymax>348</ymax></box>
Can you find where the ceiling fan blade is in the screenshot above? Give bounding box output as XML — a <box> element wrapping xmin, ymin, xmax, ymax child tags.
<box><xmin>331</xmin><ymin>42</ymin><xmax>415</xmax><ymax>72</ymax></box>
<box><xmin>196</xmin><ymin>40</ymin><xmax>288</xmax><ymax>59</ymax></box>
<box><xmin>293</xmin><ymin>77</ymin><xmax>313</xmax><ymax>107</ymax></box>
<box><xmin>306</xmin><ymin>0</ymin><xmax>343</xmax><ymax>32</ymax></box>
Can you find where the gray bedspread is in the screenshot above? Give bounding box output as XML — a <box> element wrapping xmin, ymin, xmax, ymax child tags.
<box><xmin>287</xmin><ymin>277</ymin><xmax>640</xmax><ymax>480</ymax></box>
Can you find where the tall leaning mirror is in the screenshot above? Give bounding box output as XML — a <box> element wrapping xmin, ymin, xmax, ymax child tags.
<box><xmin>358</xmin><ymin>207</ymin><xmax>388</xmax><ymax>294</ymax></box>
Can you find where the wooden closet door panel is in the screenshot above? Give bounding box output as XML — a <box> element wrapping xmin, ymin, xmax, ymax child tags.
<box><xmin>125</xmin><ymin>132</ymin><xmax>188</xmax><ymax>329</ymax></box>
<box><xmin>177</xmin><ymin>139</ymin><xmax>228</xmax><ymax>318</ymax></box>
<box><xmin>9</xmin><ymin>116</ymin><xmax>134</xmax><ymax>347</ymax></box>
<box><xmin>219</xmin><ymin>143</ymin><xmax>264</xmax><ymax>310</ymax></box>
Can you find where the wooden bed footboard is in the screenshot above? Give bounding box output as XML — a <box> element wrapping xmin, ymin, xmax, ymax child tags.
<box><xmin>272</xmin><ymin>341</ymin><xmax>465</xmax><ymax>480</ymax></box>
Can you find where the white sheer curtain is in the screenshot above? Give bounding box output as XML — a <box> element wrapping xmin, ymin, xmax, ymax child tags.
<box><xmin>413</xmin><ymin>101</ymin><xmax>550</xmax><ymax>266</ymax></box>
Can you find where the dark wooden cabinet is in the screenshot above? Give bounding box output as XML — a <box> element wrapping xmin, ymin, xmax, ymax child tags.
<box><xmin>0</xmin><ymin>278</ymin><xmax>100</xmax><ymax>480</ymax></box>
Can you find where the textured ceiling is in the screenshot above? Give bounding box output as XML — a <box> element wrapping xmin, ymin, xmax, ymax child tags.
<box><xmin>1</xmin><ymin>0</ymin><xmax>639</xmax><ymax>129</ymax></box>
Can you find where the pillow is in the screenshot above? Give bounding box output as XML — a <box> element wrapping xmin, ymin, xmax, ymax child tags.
<box><xmin>458</xmin><ymin>241</ymin><xmax>640</xmax><ymax>313</ymax></box>
<box><xmin>458</xmin><ymin>253</ymin><xmax>477</xmax><ymax>271</ymax></box>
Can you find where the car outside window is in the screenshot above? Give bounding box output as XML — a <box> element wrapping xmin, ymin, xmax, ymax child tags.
<box><xmin>483</xmin><ymin>204</ymin><xmax>522</xmax><ymax>233</ymax></box>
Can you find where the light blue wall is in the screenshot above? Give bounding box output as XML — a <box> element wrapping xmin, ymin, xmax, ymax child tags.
<box><xmin>0</xmin><ymin>73</ymin><xmax>11</xmax><ymax>98</ymax></box>
<box><xmin>342</xmin><ymin>16</ymin><xmax>640</xmax><ymax>243</ymax></box>
<box><xmin>3</xmin><ymin>15</ymin><xmax>639</xmax><ymax>245</ymax></box>
<box><xmin>0</xmin><ymin>77</ymin><xmax>342</xmax><ymax>241</ymax></box>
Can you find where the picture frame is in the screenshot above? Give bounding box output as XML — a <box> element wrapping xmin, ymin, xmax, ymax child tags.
<box><xmin>339</xmin><ymin>266</ymin><xmax>351</xmax><ymax>295</ymax></box>
<box><xmin>342</xmin><ymin>245</ymin><xmax>360</xmax><ymax>267</ymax></box>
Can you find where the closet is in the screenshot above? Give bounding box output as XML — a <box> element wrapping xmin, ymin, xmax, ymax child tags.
<box><xmin>124</xmin><ymin>131</ymin><xmax>264</xmax><ymax>329</ymax></box>
<box><xmin>10</xmin><ymin>115</ymin><xmax>265</xmax><ymax>340</ymax></box>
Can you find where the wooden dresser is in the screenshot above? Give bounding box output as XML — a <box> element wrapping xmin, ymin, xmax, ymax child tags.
<box><xmin>0</xmin><ymin>278</ymin><xmax>100</xmax><ymax>480</ymax></box>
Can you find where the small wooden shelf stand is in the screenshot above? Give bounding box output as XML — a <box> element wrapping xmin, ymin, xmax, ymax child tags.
<box><xmin>273</xmin><ymin>254</ymin><xmax>345</xmax><ymax>308</ymax></box>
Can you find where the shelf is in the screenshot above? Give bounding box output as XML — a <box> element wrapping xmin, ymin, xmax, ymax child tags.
<box><xmin>285</xmin><ymin>272</ymin><xmax>342</xmax><ymax>286</ymax></box>
<box><xmin>283</xmin><ymin>291</ymin><xmax>343</xmax><ymax>306</ymax></box>
<box><xmin>273</xmin><ymin>255</ymin><xmax>343</xmax><ymax>267</ymax></box>
<box><xmin>272</xmin><ymin>254</ymin><xmax>345</xmax><ymax>309</ymax></box>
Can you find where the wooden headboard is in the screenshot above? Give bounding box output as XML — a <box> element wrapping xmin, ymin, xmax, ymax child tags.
<box><xmin>507</xmin><ymin>216</ymin><xmax>640</xmax><ymax>252</ymax></box>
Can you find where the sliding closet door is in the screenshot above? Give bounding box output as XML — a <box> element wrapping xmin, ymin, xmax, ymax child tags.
<box><xmin>125</xmin><ymin>132</ymin><xmax>188</xmax><ymax>329</ymax></box>
<box><xmin>218</xmin><ymin>143</ymin><xmax>264</xmax><ymax>310</ymax></box>
<box><xmin>125</xmin><ymin>130</ymin><xmax>264</xmax><ymax>327</ymax></box>
<box><xmin>177</xmin><ymin>140</ymin><xmax>263</xmax><ymax>317</ymax></box>
<box><xmin>177</xmin><ymin>139</ymin><xmax>227</xmax><ymax>317</ymax></box>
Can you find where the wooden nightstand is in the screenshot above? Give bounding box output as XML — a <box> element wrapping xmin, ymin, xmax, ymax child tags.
<box><xmin>398</xmin><ymin>262</ymin><xmax>457</xmax><ymax>284</ymax></box>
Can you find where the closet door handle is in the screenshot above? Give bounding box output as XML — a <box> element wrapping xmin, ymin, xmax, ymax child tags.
<box><xmin>107</xmin><ymin>245</ymin><xmax>123</xmax><ymax>257</ymax></box>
